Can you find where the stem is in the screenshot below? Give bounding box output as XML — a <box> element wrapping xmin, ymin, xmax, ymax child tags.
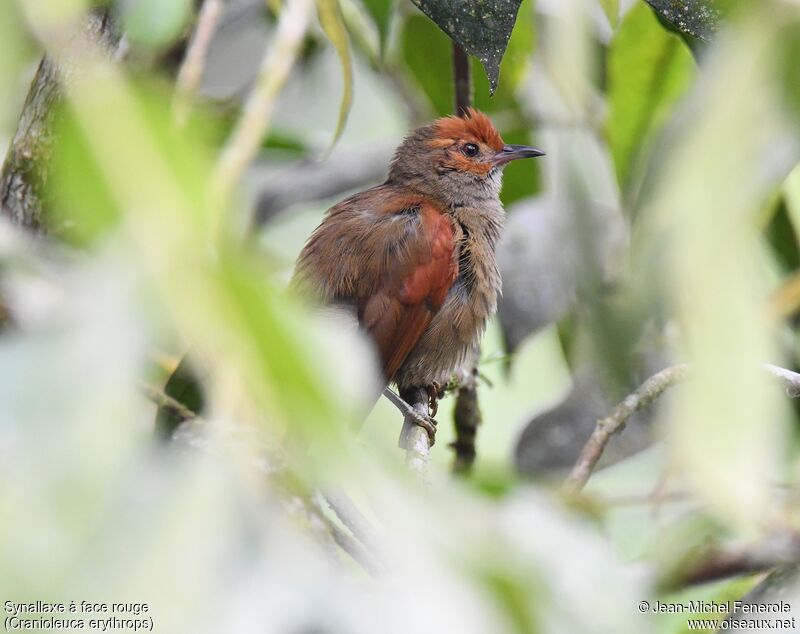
<box><xmin>563</xmin><ymin>364</ymin><xmax>690</xmax><ymax>493</ymax></box>
<box><xmin>452</xmin><ymin>43</ymin><xmax>472</xmax><ymax>116</ymax></box>
<box><xmin>563</xmin><ymin>363</ymin><xmax>800</xmax><ymax>494</ymax></box>
<box><xmin>212</xmin><ymin>0</ymin><xmax>313</xmax><ymax>204</ymax></box>
<box><xmin>173</xmin><ymin>0</ymin><xmax>226</xmax><ymax>125</ymax></box>
<box><xmin>451</xmin><ymin>349</ymin><xmax>481</xmax><ymax>475</ymax></box>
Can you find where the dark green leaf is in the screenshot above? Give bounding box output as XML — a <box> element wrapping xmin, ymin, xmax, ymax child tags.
<box><xmin>361</xmin><ymin>0</ymin><xmax>394</xmax><ymax>53</ymax></box>
<box><xmin>643</xmin><ymin>0</ymin><xmax>721</xmax><ymax>41</ymax></box>
<box><xmin>409</xmin><ymin>0</ymin><xmax>523</xmax><ymax>93</ymax></box>
<box><xmin>156</xmin><ymin>357</ymin><xmax>205</xmax><ymax>440</ymax></box>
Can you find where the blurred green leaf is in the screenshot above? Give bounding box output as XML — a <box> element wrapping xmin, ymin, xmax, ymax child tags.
<box><xmin>361</xmin><ymin>0</ymin><xmax>393</xmax><ymax>54</ymax></box>
<box><xmin>0</xmin><ymin>2</ymin><xmax>34</xmax><ymax>130</ymax></box>
<box><xmin>776</xmin><ymin>23</ymin><xmax>800</xmax><ymax>123</ymax></box>
<box><xmin>49</xmin><ymin>78</ymin><xmax>215</xmax><ymax>244</ymax></box>
<box><xmin>410</xmin><ymin>0</ymin><xmax>523</xmax><ymax>93</ymax></box>
<box><xmin>317</xmin><ymin>0</ymin><xmax>354</xmax><ymax>147</ymax></box>
<box><xmin>49</xmin><ymin>103</ymin><xmax>121</xmax><ymax>244</ymax></box>
<box><xmin>632</xmin><ymin>8</ymin><xmax>798</xmax><ymax>528</ymax></box>
<box><xmin>765</xmin><ymin>200</ymin><xmax>800</xmax><ymax>273</ymax></box>
<box><xmin>608</xmin><ymin>3</ymin><xmax>695</xmax><ymax>191</ymax></box>
<box><xmin>117</xmin><ymin>0</ymin><xmax>192</xmax><ymax>50</ymax></box>
<box><xmin>599</xmin><ymin>0</ymin><xmax>619</xmax><ymax>28</ymax></box>
<box><xmin>784</xmin><ymin>165</ymin><xmax>800</xmax><ymax>237</ymax></box>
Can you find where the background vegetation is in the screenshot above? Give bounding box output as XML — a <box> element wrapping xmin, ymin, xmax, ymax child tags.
<box><xmin>3</xmin><ymin>0</ymin><xmax>800</xmax><ymax>632</ymax></box>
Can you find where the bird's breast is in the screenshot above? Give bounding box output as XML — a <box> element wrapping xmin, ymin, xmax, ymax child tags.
<box><xmin>393</xmin><ymin>205</ymin><xmax>503</xmax><ymax>389</ymax></box>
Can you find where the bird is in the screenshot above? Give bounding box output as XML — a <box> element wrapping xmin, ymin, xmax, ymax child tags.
<box><xmin>292</xmin><ymin>108</ymin><xmax>544</xmax><ymax>445</ymax></box>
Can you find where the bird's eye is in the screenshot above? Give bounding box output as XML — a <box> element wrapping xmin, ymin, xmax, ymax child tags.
<box><xmin>461</xmin><ymin>143</ymin><xmax>479</xmax><ymax>157</ymax></box>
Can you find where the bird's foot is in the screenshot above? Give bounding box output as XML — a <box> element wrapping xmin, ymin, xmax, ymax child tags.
<box><xmin>396</xmin><ymin>386</ymin><xmax>438</xmax><ymax>449</ymax></box>
<box><xmin>398</xmin><ymin>407</ymin><xmax>437</xmax><ymax>449</ymax></box>
<box><xmin>426</xmin><ymin>382</ymin><xmax>443</xmax><ymax>418</ymax></box>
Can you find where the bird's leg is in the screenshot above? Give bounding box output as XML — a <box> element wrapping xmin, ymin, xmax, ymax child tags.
<box><xmin>385</xmin><ymin>386</ymin><xmax>437</xmax><ymax>448</ymax></box>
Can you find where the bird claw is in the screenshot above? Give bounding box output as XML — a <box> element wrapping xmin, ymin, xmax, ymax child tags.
<box><xmin>426</xmin><ymin>382</ymin><xmax>442</xmax><ymax>418</ymax></box>
<box><xmin>398</xmin><ymin>407</ymin><xmax>437</xmax><ymax>449</ymax></box>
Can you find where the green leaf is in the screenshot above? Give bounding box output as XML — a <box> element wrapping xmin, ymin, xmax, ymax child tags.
<box><xmin>643</xmin><ymin>0</ymin><xmax>721</xmax><ymax>42</ymax></box>
<box><xmin>782</xmin><ymin>165</ymin><xmax>800</xmax><ymax>244</ymax></box>
<box><xmin>607</xmin><ymin>3</ymin><xmax>695</xmax><ymax>191</ymax></box>
<box><xmin>409</xmin><ymin>0</ymin><xmax>523</xmax><ymax>94</ymax></box>
<box><xmin>317</xmin><ymin>0</ymin><xmax>354</xmax><ymax>148</ymax></box>
<box><xmin>776</xmin><ymin>23</ymin><xmax>800</xmax><ymax>123</ymax></box>
<box><xmin>471</xmin><ymin>0</ymin><xmax>534</xmax><ymax>109</ymax></box>
<box><xmin>401</xmin><ymin>14</ymin><xmax>452</xmax><ymax>116</ymax></box>
<box><xmin>117</xmin><ymin>0</ymin><xmax>192</xmax><ymax>49</ymax></box>
<box><xmin>361</xmin><ymin>0</ymin><xmax>394</xmax><ymax>53</ymax></box>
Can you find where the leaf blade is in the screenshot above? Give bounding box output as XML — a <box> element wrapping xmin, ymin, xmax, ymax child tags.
<box><xmin>317</xmin><ymin>0</ymin><xmax>354</xmax><ymax>148</ymax></box>
<box><xmin>409</xmin><ymin>0</ymin><xmax>523</xmax><ymax>93</ymax></box>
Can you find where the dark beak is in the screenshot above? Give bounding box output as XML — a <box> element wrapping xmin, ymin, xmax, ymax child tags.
<box><xmin>492</xmin><ymin>144</ymin><xmax>545</xmax><ymax>167</ymax></box>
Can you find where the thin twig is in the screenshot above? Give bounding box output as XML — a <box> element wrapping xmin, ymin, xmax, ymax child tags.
<box><xmin>326</xmin><ymin>520</ymin><xmax>380</xmax><ymax>576</ymax></box>
<box><xmin>563</xmin><ymin>364</ymin><xmax>690</xmax><ymax>493</ymax></box>
<box><xmin>140</xmin><ymin>381</ymin><xmax>197</xmax><ymax>423</ymax></box>
<box><xmin>597</xmin><ymin>482</ymin><xmax>800</xmax><ymax>509</ymax></box>
<box><xmin>212</xmin><ymin>0</ymin><xmax>313</xmax><ymax>204</ymax></box>
<box><xmin>173</xmin><ymin>0</ymin><xmax>225</xmax><ymax>124</ymax></box>
<box><xmin>252</xmin><ymin>141</ymin><xmax>394</xmax><ymax>225</ymax></box>
<box><xmin>564</xmin><ymin>363</ymin><xmax>800</xmax><ymax>494</ymax></box>
<box><xmin>305</xmin><ymin>497</ymin><xmax>380</xmax><ymax>577</ymax></box>
<box><xmin>658</xmin><ymin>532</ymin><xmax>800</xmax><ymax>592</ymax></box>
<box><xmin>323</xmin><ymin>489</ymin><xmax>380</xmax><ymax>550</ymax></box>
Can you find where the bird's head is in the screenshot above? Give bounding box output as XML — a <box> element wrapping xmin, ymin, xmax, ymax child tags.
<box><xmin>387</xmin><ymin>108</ymin><xmax>544</xmax><ymax>205</ymax></box>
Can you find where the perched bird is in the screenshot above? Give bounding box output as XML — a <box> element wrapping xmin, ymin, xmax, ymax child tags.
<box><xmin>293</xmin><ymin>109</ymin><xmax>543</xmax><ymax>443</ymax></box>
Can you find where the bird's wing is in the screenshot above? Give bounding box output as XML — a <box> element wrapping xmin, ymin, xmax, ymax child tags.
<box><xmin>293</xmin><ymin>185</ymin><xmax>459</xmax><ymax>382</ymax></box>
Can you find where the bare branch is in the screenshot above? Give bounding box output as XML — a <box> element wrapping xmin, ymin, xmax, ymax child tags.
<box><xmin>563</xmin><ymin>364</ymin><xmax>690</xmax><ymax>493</ymax></box>
<box><xmin>564</xmin><ymin>363</ymin><xmax>800</xmax><ymax>494</ymax></box>
<box><xmin>303</xmin><ymin>496</ymin><xmax>381</xmax><ymax>577</ymax></box>
<box><xmin>398</xmin><ymin>386</ymin><xmax>432</xmax><ymax>479</ymax></box>
<box><xmin>326</xmin><ymin>519</ymin><xmax>381</xmax><ymax>576</ymax></box>
<box><xmin>173</xmin><ymin>0</ymin><xmax>226</xmax><ymax>124</ymax></box>
<box><xmin>251</xmin><ymin>141</ymin><xmax>393</xmax><ymax>225</ymax></box>
<box><xmin>323</xmin><ymin>489</ymin><xmax>380</xmax><ymax>550</ymax></box>
<box><xmin>451</xmin><ymin>350</ymin><xmax>481</xmax><ymax>475</ymax></box>
<box><xmin>658</xmin><ymin>532</ymin><xmax>800</xmax><ymax>592</ymax></box>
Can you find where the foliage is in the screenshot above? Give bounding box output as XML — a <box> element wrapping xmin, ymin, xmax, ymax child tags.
<box><xmin>409</xmin><ymin>0</ymin><xmax>523</xmax><ymax>92</ymax></box>
<box><xmin>3</xmin><ymin>0</ymin><xmax>800</xmax><ymax>632</ymax></box>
